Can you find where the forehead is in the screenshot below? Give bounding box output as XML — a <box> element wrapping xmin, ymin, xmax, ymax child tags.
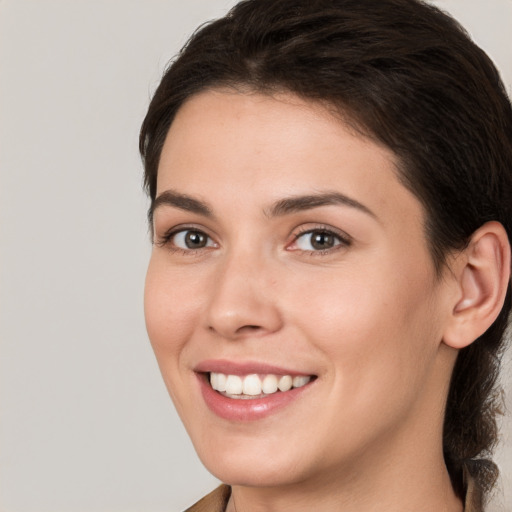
<box><xmin>160</xmin><ymin>90</ymin><xmax>393</xmax><ymax>185</ymax></box>
<box><xmin>156</xmin><ymin>89</ymin><xmax>424</xmax><ymax>231</ymax></box>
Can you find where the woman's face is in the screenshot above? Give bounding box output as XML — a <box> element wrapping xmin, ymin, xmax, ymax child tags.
<box><xmin>145</xmin><ymin>90</ymin><xmax>456</xmax><ymax>488</ymax></box>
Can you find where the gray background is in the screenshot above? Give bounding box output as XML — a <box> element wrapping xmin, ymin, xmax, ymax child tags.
<box><xmin>0</xmin><ymin>1</ymin><xmax>511</xmax><ymax>510</ymax></box>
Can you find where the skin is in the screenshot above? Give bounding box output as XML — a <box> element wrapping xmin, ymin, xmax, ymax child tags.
<box><xmin>145</xmin><ymin>89</ymin><xmax>466</xmax><ymax>511</ymax></box>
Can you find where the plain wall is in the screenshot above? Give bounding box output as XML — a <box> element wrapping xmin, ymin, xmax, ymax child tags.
<box><xmin>0</xmin><ymin>1</ymin><xmax>510</xmax><ymax>510</ymax></box>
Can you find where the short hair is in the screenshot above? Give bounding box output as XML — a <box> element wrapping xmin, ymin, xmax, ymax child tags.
<box><xmin>140</xmin><ymin>0</ymin><xmax>512</xmax><ymax>503</ymax></box>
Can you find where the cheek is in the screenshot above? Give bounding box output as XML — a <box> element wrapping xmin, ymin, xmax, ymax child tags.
<box><xmin>144</xmin><ymin>258</ymin><xmax>198</xmax><ymax>367</ymax></box>
<box><xmin>288</xmin><ymin>257</ymin><xmax>440</xmax><ymax>396</ymax></box>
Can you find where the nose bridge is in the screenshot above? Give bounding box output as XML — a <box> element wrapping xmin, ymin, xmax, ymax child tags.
<box><xmin>205</xmin><ymin>244</ymin><xmax>282</xmax><ymax>339</ymax></box>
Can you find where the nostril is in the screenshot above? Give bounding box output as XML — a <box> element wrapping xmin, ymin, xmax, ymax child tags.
<box><xmin>208</xmin><ymin>324</ymin><xmax>260</xmax><ymax>333</ymax></box>
<box><xmin>234</xmin><ymin>324</ymin><xmax>262</xmax><ymax>334</ymax></box>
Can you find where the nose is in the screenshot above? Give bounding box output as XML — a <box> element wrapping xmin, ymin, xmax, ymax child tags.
<box><xmin>205</xmin><ymin>252</ymin><xmax>283</xmax><ymax>340</ymax></box>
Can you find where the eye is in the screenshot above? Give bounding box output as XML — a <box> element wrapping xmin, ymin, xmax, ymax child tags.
<box><xmin>291</xmin><ymin>228</ymin><xmax>350</xmax><ymax>252</ymax></box>
<box><xmin>157</xmin><ymin>228</ymin><xmax>216</xmax><ymax>252</ymax></box>
<box><xmin>174</xmin><ymin>230</ymin><xmax>213</xmax><ymax>249</ymax></box>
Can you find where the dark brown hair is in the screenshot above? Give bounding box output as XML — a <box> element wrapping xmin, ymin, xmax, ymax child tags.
<box><xmin>140</xmin><ymin>0</ymin><xmax>512</xmax><ymax>504</ymax></box>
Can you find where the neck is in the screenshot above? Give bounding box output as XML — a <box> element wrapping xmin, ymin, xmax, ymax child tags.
<box><xmin>227</xmin><ymin>447</ymin><xmax>463</xmax><ymax>512</ymax></box>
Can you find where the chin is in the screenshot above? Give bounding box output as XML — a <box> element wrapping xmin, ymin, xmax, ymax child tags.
<box><xmin>192</xmin><ymin>430</ymin><xmax>310</xmax><ymax>487</ymax></box>
<box><xmin>204</xmin><ymin>456</ymin><xmax>303</xmax><ymax>488</ymax></box>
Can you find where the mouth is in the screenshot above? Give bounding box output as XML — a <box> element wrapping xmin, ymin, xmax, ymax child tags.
<box><xmin>208</xmin><ymin>372</ymin><xmax>313</xmax><ymax>399</ymax></box>
<box><xmin>194</xmin><ymin>362</ymin><xmax>317</xmax><ymax>421</ymax></box>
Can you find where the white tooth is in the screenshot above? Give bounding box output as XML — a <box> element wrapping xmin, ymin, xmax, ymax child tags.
<box><xmin>292</xmin><ymin>376</ymin><xmax>310</xmax><ymax>388</ymax></box>
<box><xmin>225</xmin><ymin>375</ymin><xmax>243</xmax><ymax>395</ymax></box>
<box><xmin>278</xmin><ymin>375</ymin><xmax>293</xmax><ymax>392</ymax></box>
<box><xmin>262</xmin><ymin>374</ymin><xmax>278</xmax><ymax>394</ymax></box>
<box><xmin>210</xmin><ymin>373</ymin><xmax>219</xmax><ymax>391</ymax></box>
<box><xmin>243</xmin><ymin>374</ymin><xmax>262</xmax><ymax>396</ymax></box>
<box><xmin>216</xmin><ymin>373</ymin><xmax>227</xmax><ymax>392</ymax></box>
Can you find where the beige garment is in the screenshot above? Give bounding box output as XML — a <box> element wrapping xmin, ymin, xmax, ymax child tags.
<box><xmin>184</xmin><ymin>484</ymin><xmax>230</xmax><ymax>512</ymax></box>
<box><xmin>184</xmin><ymin>478</ymin><xmax>480</xmax><ymax>512</ymax></box>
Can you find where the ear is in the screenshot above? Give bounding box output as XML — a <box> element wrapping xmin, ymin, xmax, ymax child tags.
<box><xmin>442</xmin><ymin>221</ymin><xmax>511</xmax><ymax>350</ymax></box>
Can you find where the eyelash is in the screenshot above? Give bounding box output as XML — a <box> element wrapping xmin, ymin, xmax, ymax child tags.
<box><xmin>155</xmin><ymin>225</ymin><xmax>352</xmax><ymax>256</ymax></box>
<box><xmin>155</xmin><ymin>226</ymin><xmax>216</xmax><ymax>256</ymax></box>
<box><xmin>290</xmin><ymin>225</ymin><xmax>352</xmax><ymax>256</ymax></box>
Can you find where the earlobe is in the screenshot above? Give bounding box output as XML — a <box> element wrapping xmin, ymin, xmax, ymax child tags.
<box><xmin>443</xmin><ymin>221</ymin><xmax>511</xmax><ymax>350</ymax></box>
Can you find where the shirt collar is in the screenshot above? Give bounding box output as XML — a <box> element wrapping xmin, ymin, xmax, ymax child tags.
<box><xmin>186</xmin><ymin>479</ymin><xmax>479</xmax><ymax>512</ymax></box>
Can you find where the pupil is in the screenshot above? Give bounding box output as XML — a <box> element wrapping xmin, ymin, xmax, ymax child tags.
<box><xmin>185</xmin><ymin>231</ymin><xmax>206</xmax><ymax>248</ymax></box>
<box><xmin>312</xmin><ymin>232</ymin><xmax>334</xmax><ymax>250</ymax></box>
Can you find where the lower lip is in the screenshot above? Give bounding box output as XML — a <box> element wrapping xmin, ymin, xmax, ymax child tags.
<box><xmin>197</xmin><ymin>374</ymin><xmax>313</xmax><ymax>421</ymax></box>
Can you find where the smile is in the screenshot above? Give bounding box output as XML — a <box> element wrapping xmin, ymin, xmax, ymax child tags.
<box><xmin>195</xmin><ymin>362</ymin><xmax>317</xmax><ymax>421</ymax></box>
<box><xmin>210</xmin><ymin>372</ymin><xmax>311</xmax><ymax>398</ymax></box>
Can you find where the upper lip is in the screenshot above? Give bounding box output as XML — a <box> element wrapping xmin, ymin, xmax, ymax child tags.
<box><xmin>194</xmin><ymin>359</ymin><xmax>314</xmax><ymax>377</ymax></box>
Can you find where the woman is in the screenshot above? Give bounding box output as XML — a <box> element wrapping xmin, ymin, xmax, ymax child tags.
<box><xmin>140</xmin><ymin>0</ymin><xmax>512</xmax><ymax>510</ymax></box>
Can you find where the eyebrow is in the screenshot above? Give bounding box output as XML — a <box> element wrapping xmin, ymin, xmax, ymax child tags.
<box><xmin>150</xmin><ymin>189</ymin><xmax>376</xmax><ymax>221</ymax></box>
<box><xmin>266</xmin><ymin>191</ymin><xmax>376</xmax><ymax>219</ymax></box>
<box><xmin>151</xmin><ymin>190</ymin><xmax>213</xmax><ymax>220</ymax></box>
